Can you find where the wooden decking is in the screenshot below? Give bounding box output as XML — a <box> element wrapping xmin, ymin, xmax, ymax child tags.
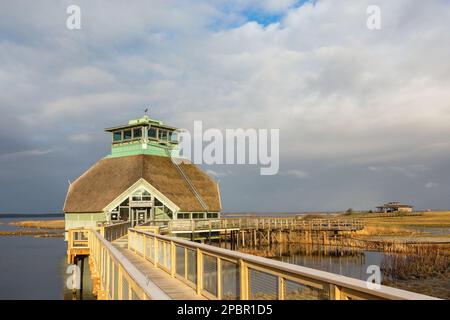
<box><xmin>112</xmin><ymin>236</ymin><xmax>205</xmax><ymax>300</ymax></box>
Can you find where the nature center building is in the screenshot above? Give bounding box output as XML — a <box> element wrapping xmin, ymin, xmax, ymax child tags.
<box><xmin>63</xmin><ymin>115</ymin><xmax>222</xmax><ymax>237</ymax></box>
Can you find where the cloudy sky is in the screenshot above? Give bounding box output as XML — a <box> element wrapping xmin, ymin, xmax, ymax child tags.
<box><xmin>1</xmin><ymin>0</ymin><xmax>450</xmax><ymax>213</ymax></box>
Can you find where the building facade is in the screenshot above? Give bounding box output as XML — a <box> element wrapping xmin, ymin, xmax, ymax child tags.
<box><xmin>63</xmin><ymin>115</ymin><xmax>221</xmax><ymax>237</ymax></box>
<box><xmin>376</xmin><ymin>202</ymin><xmax>413</xmax><ymax>213</ymax></box>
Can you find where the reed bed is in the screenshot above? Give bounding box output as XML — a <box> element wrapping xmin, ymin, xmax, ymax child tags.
<box><xmin>381</xmin><ymin>245</ymin><xmax>450</xmax><ymax>280</ymax></box>
<box><xmin>9</xmin><ymin>220</ymin><xmax>65</xmax><ymax>229</ymax></box>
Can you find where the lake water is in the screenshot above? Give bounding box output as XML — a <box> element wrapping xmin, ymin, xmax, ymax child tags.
<box><xmin>0</xmin><ymin>218</ymin><xmax>94</xmax><ymax>300</ymax></box>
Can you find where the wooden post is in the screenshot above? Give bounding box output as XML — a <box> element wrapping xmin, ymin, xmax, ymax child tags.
<box><xmin>154</xmin><ymin>238</ymin><xmax>158</xmax><ymax>267</ymax></box>
<box><xmin>278</xmin><ymin>277</ymin><xmax>285</xmax><ymax>300</ymax></box>
<box><xmin>239</xmin><ymin>259</ymin><xmax>248</xmax><ymax>300</ymax></box>
<box><xmin>330</xmin><ymin>284</ymin><xmax>343</xmax><ymax>300</ymax></box>
<box><xmin>217</xmin><ymin>258</ymin><xmax>222</xmax><ymax>299</ymax></box>
<box><xmin>170</xmin><ymin>241</ymin><xmax>176</xmax><ymax>277</ymax></box>
<box><xmin>184</xmin><ymin>247</ymin><xmax>188</xmax><ymax>280</ymax></box>
<box><xmin>196</xmin><ymin>248</ymin><xmax>202</xmax><ymax>296</ymax></box>
<box><xmin>143</xmin><ymin>235</ymin><xmax>146</xmax><ymax>260</ymax></box>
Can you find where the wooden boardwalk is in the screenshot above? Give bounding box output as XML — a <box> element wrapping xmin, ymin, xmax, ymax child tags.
<box><xmin>112</xmin><ymin>236</ymin><xmax>205</xmax><ymax>300</ymax></box>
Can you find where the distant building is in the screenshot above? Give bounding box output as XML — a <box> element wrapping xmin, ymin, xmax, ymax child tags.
<box><xmin>376</xmin><ymin>202</ymin><xmax>413</xmax><ymax>213</ymax></box>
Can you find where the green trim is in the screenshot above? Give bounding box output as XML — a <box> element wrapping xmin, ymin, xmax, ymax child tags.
<box><xmin>106</xmin><ymin>141</ymin><xmax>181</xmax><ymax>158</ymax></box>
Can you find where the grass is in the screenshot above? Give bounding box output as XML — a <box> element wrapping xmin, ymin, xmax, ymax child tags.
<box><xmin>344</xmin><ymin>211</ymin><xmax>450</xmax><ymax>227</ymax></box>
<box><xmin>355</xmin><ymin>225</ymin><xmax>417</xmax><ymax>236</ymax></box>
<box><xmin>9</xmin><ymin>220</ymin><xmax>65</xmax><ymax>229</ymax></box>
<box><xmin>0</xmin><ymin>230</ymin><xmax>63</xmax><ymax>237</ymax></box>
<box><xmin>338</xmin><ymin>211</ymin><xmax>450</xmax><ymax>241</ymax></box>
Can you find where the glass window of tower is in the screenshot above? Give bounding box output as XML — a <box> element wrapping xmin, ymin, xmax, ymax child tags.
<box><xmin>124</xmin><ymin>130</ymin><xmax>132</xmax><ymax>140</ymax></box>
<box><xmin>148</xmin><ymin>127</ymin><xmax>157</xmax><ymax>139</ymax></box>
<box><xmin>158</xmin><ymin>129</ymin><xmax>167</xmax><ymax>140</ymax></box>
<box><xmin>113</xmin><ymin>131</ymin><xmax>122</xmax><ymax>142</ymax></box>
<box><xmin>133</xmin><ymin>128</ymin><xmax>142</xmax><ymax>138</ymax></box>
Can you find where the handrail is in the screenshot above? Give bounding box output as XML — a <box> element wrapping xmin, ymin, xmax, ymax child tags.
<box><xmin>102</xmin><ymin>221</ymin><xmax>132</xmax><ymax>241</ymax></box>
<box><xmin>166</xmin><ymin>149</ymin><xmax>209</xmax><ymax>212</ymax></box>
<box><xmin>164</xmin><ymin>218</ymin><xmax>364</xmax><ymax>233</ymax></box>
<box><xmin>128</xmin><ymin>228</ymin><xmax>438</xmax><ymax>300</ymax></box>
<box><xmin>89</xmin><ymin>229</ymin><xmax>171</xmax><ymax>300</ymax></box>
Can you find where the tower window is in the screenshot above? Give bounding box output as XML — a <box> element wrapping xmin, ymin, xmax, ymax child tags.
<box><xmin>133</xmin><ymin>128</ymin><xmax>142</xmax><ymax>138</ymax></box>
<box><xmin>123</xmin><ymin>130</ymin><xmax>132</xmax><ymax>140</ymax></box>
<box><xmin>169</xmin><ymin>131</ymin><xmax>178</xmax><ymax>143</ymax></box>
<box><xmin>158</xmin><ymin>129</ymin><xmax>168</xmax><ymax>141</ymax></box>
<box><xmin>113</xmin><ymin>131</ymin><xmax>122</xmax><ymax>142</ymax></box>
<box><xmin>148</xmin><ymin>127</ymin><xmax>157</xmax><ymax>139</ymax></box>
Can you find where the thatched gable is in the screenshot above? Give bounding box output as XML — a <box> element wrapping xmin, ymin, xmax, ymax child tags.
<box><xmin>64</xmin><ymin>154</ymin><xmax>221</xmax><ymax>213</ymax></box>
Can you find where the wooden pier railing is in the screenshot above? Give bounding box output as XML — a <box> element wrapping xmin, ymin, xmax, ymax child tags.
<box><xmin>128</xmin><ymin>228</ymin><xmax>437</xmax><ymax>300</ymax></box>
<box><xmin>162</xmin><ymin>218</ymin><xmax>364</xmax><ymax>234</ymax></box>
<box><xmin>102</xmin><ymin>221</ymin><xmax>132</xmax><ymax>242</ymax></box>
<box><xmin>89</xmin><ymin>229</ymin><xmax>170</xmax><ymax>300</ymax></box>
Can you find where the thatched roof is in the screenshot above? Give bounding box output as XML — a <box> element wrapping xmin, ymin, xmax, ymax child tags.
<box><xmin>64</xmin><ymin>154</ymin><xmax>221</xmax><ymax>213</ymax></box>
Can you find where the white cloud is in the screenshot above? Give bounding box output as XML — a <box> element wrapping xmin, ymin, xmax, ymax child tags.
<box><xmin>0</xmin><ymin>149</ymin><xmax>53</xmax><ymax>160</ymax></box>
<box><xmin>368</xmin><ymin>164</ymin><xmax>431</xmax><ymax>178</ymax></box>
<box><xmin>206</xmin><ymin>169</ymin><xmax>232</xmax><ymax>178</ymax></box>
<box><xmin>68</xmin><ymin>133</ymin><xmax>97</xmax><ymax>143</ymax></box>
<box><xmin>425</xmin><ymin>182</ymin><xmax>438</xmax><ymax>189</ymax></box>
<box><xmin>279</xmin><ymin>169</ymin><xmax>308</xmax><ymax>179</ymax></box>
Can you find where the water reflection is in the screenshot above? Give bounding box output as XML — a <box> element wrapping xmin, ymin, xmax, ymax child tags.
<box><xmin>0</xmin><ymin>218</ymin><xmax>95</xmax><ymax>300</ymax></box>
<box><xmin>217</xmin><ymin>242</ymin><xmax>383</xmax><ymax>282</ymax></box>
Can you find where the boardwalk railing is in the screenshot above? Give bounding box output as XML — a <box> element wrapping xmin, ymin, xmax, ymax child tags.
<box><xmin>164</xmin><ymin>218</ymin><xmax>364</xmax><ymax>233</ymax></box>
<box><xmin>128</xmin><ymin>228</ymin><xmax>436</xmax><ymax>300</ymax></box>
<box><xmin>102</xmin><ymin>221</ymin><xmax>132</xmax><ymax>242</ymax></box>
<box><xmin>89</xmin><ymin>229</ymin><xmax>171</xmax><ymax>300</ymax></box>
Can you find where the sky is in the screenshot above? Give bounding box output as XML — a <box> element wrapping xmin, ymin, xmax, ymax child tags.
<box><xmin>1</xmin><ymin>0</ymin><xmax>450</xmax><ymax>213</ymax></box>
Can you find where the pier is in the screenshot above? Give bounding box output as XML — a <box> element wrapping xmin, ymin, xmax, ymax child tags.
<box><xmin>67</xmin><ymin>220</ymin><xmax>438</xmax><ymax>300</ymax></box>
<box><xmin>157</xmin><ymin>218</ymin><xmax>365</xmax><ymax>246</ymax></box>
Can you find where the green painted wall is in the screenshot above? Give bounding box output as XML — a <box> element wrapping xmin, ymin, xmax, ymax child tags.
<box><xmin>106</xmin><ymin>141</ymin><xmax>180</xmax><ymax>158</ymax></box>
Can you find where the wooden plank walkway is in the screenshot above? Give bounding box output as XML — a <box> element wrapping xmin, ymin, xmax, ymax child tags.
<box><xmin>112</xmin><ymin>236</ymin><xmax>205</xmax><ymax>300</ymax></box>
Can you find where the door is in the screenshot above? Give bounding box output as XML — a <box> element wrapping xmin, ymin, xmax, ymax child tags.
<box><xmin>136</xmin><ymin>209</ymin><xmax>146</xmax><ymax>225</ymax></box>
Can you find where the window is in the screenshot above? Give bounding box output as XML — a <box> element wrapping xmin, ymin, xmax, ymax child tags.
<box><xmin>192</xmin><ymin>212</ymin><xmax>205</xmax><ymax>219</ymax></box>
<box><xmin>169</xmin><ymin>131</ymin><xmax>178</xmax><ymax>143</ymax></box>
<box><xmin>133</xmin><ymin>128</ymin><xmax>142</xmax><ymax>139</ymax></box>
<box><xmin>164</xmin><ymin>206</ymin><xmax>173</xmax><ymax>219</ymax></box>
<box><xmin>113</xmin><ymin>131</ymin><xmax>122</xmax><ymax>142</ymax></box>
<box><xmin>123</xmin><ymin>130</ymin><xmax>132</xmax><ymax>140</ymax></box>
<box><xmin>148</xmin><ymin>127</ymin><xmax>157</xmax><ymax>139</ymax></box>
<box><xmin>177</xmin><ymin>213</ymin><xmax>190</xmax><ymax>219</ymax></box>
<box><xmin>158</xmin><ymin>129</ymin><xmax>168</xmax><ymax>141</ymax></box>
<box><xmin>154</xmin><ymin>198</ymin><xmax>163</xmax><ymax>206</ymax></box>
<box><xmin>207</xmin><ymin>213</ymin><xmax>218</xmax><ymax>219</ymax></box>
<box><xmin>131</xmin><ymin>189</ymin><xmax>151</xmax><ymax>202</ymax></box>
<box><xmin>142</xmin><ymin>190</ymin><xmax>151</xmax><ymax>201</ymax></box>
